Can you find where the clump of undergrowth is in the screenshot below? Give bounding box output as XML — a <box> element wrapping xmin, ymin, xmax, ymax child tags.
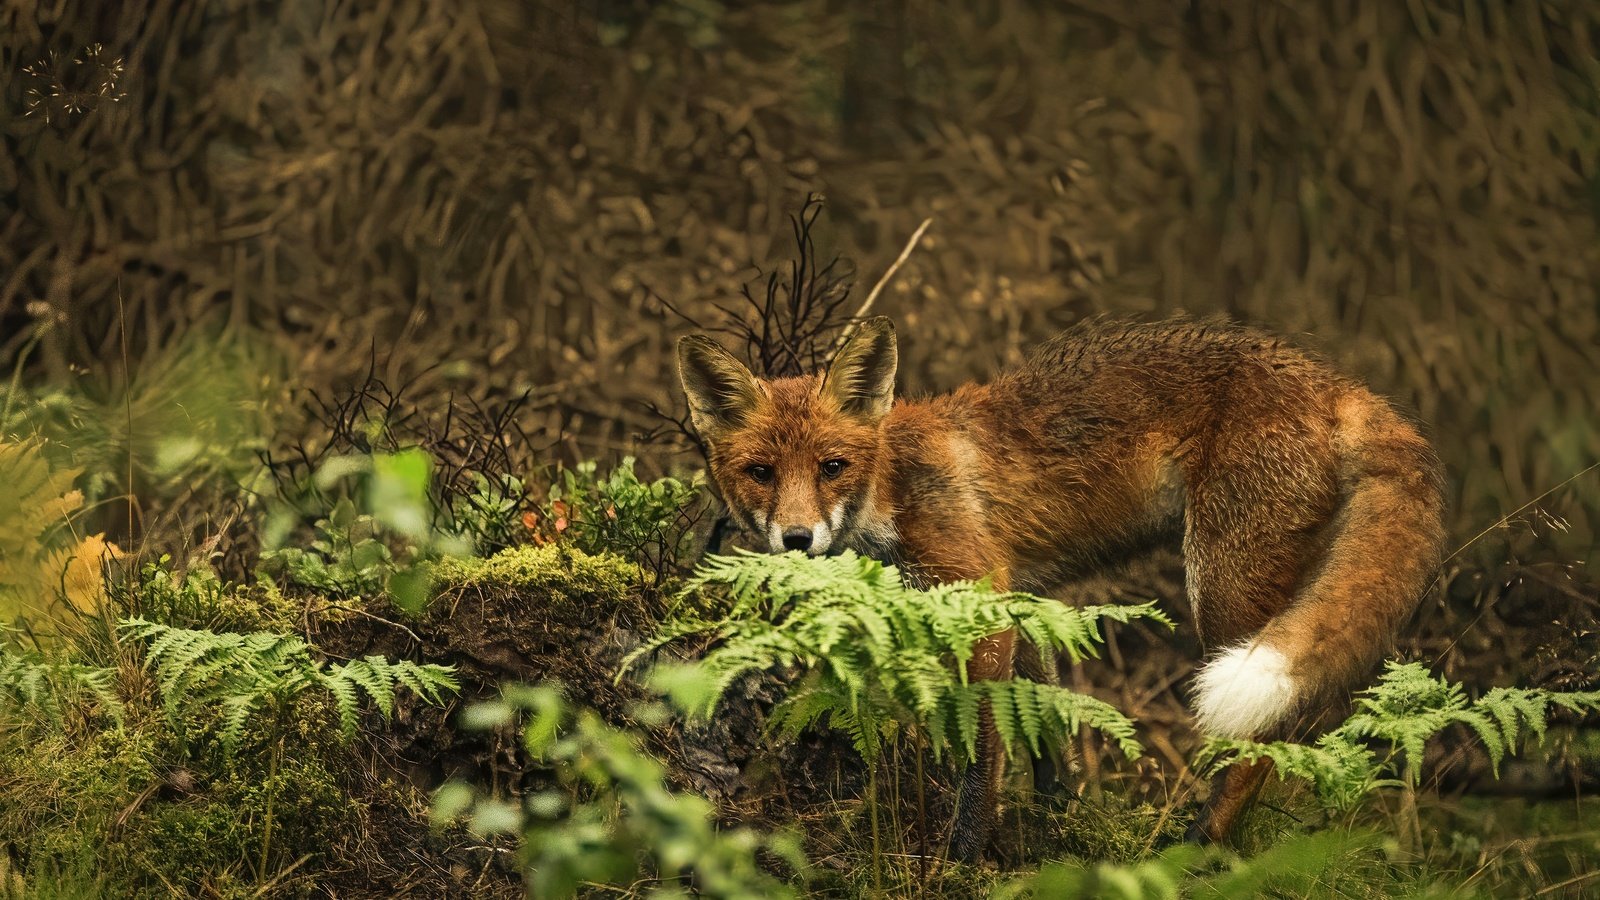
<box><xmin>0</xmin><ymin>700</ymin><xmax>350</xmax><ymax>897</ymax></box>
<box><xmin>264</xmin><ymin>372</ymin><xmax>542</xmax><ymax>562</ymax></box>
<box><xmin>0</xmin><ymin>516</ymin><xmax>466</xmax><ymax>898</ymax></box>
<box><xmin>120</xmin><ymin>618</ymin><xmax>456</xmax><ymax>752</ymax></box>
<box><xmin>435</xmin><ymin>683</ymin><xmax>806</xmax><ymax>899</ymax></box>
<box><xmin>0</xmin><ymin>618</ymin><xmax>458</xmax><ymax>896</ymax></box>
<box><xmin>117</xmin><ymin>555</ymin><xmax>298</xmax><ymax>634</ymax></box>
<box><xmin>261</xmin><ymin>447</ymin><xmax>475</xmax><ymax>613</ymax></box>
<box><xmin>1050</xmin><ymin>796</ymin><xmax>1182</xmax><ymax>864</ymax></box>
<box><xmin>627</xmin><ymin>549</ymin><xmax>1167</xmax><ymax>889</ymax></box>
<box><xmin>529</xmin><ymin>457</ymin><xmax>705</xmax><ymax>581</ymax></box>
<box><xmin>0</xmin><ymin>648</ymin><xmax>121</xmax><ymax>725</ymax></box>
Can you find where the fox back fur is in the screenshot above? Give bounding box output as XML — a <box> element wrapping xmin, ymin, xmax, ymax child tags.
<box><xmin>678</xmin><ymin>316</ymin><xmax>1445</xmax><ymax>853</ymax></box>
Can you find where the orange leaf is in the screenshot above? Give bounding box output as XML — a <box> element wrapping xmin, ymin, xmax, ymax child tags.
<box><xmin>62</xmin><ymin>534</ymin><xmax>118</xmax><ymax>613</ymax></box>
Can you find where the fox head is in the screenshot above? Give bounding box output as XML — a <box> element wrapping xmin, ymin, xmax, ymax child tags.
<box><xmin>677</xmin><ymin>318</ymin><xmax>898</xmax><ymax>556</ymax></box>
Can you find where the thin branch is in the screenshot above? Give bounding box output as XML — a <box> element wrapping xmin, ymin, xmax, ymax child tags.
<box><xmin>827</xmin><ymin>217</ymin><xmax>933</xmax><ymax>362</ymax></box>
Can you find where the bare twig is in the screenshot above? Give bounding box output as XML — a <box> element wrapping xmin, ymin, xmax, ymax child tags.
<box><xmin>826</xmin><ymin>217</ymin><xmax>933</xmax><ymax>363</ymax></box>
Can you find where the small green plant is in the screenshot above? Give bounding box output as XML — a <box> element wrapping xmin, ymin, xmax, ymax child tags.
<box><xmin>259</xmin><ymin>498</ymin><xmax>394</xmax><ymax>597</ymax></box>
<box><xmin>632</xmin><ymin>550</ymin><xmax>1167</xmax><ymax>887</ymax></box>
<box><xmin>121</xmin><ymin>555</ymin><xmax>294</xmax><ymax>633</ymax></box>
<box><xmin>443</xmin><ymin>471</ymin><xmax>528</xmax><ymax>553</ymax></box>
<box><xmin>1199</xmin><ymin>661</ymin><xmax>1600</xmax><ymax>815</ymax></box>
<box><xmin>119</xmin><ymin>618</ymin><xmax>458</xmax><ymax>752</ymax></box>
<box><xmin>633</xmin><ymin>549</ymin><xmax>1165</xmax><ymax>766</ymax></box>
<box><xmin>536</xmin><ymin>458</ymin><xmax>701</xmax><ymax>567</ymax></box>
<box><xmin>262</xmin><ymin>448</ymin><xmax>471</xmax><ymax>611</ymax></box>
<box><xmin>0</xmin><ymin>647</ymin><xmax>122</xmax><ymax>724</ymax></box>
<box><xmin>434</xmin><ymin>683</ymin><xmax>805</xmax><ymax>899</ymax></box>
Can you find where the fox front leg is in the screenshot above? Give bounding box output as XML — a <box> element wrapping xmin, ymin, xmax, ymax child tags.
<box><xmin>1014</xmin><ymin>640</ymin><xmax>1074</xmax><ymax>804</ymax></box>
<box><xmin>948</xmin><ymin>625</ymin><xmax>1016</xmax><ymax>863</ymax></box>
<box><xmin>897</xmin><ymin>527</ymin><xmax>1017</xmax><ymax>863</ymax></box>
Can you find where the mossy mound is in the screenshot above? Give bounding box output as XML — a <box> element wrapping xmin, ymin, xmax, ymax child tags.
<box><xmin>317</xmin><ymin>544</ymin><xmax>866</xmax><ymax>820</ymax></box>
<box><xmin>312</xmin><ymin>547</ymin><xmax>659</xmax><ymax>808</ymax></box>
<box><xmin>0</xmin><ymin>703</ymin><xmax>350</xmax><ymax>899</ymax></box>
<box><xmin>427</xmin><ymin>544</ymin><xmax>646</xmax><ymax>631</ymax></box>
<box><xmin>326</xmin><ymin>545</ymin><xmax>649</xmax><ymax>715</ymax></box>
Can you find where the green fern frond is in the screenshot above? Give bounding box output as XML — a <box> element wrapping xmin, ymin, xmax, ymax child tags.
<box><xmin>218</xmin><ymin>692</ymin><xmax>263</xmax><ymax>750</ymax></box>
<box><xmin>340</xmin><ymin>658</ymin><xmax>398</xmax><ymax>716</ymax></box>
<box><xmin>1201</xmin><ymin>732</ymin><xmax>1381</xmax><ymax>813</ymax></box>
<box><xmin>1201</xmin><ymin>661</ymin><xmax>1600</xmax><ymax>814</ymax></box>
<box><xmin>0</xmin><ymin>648</ymin><xmax>123</xmax><ymax>723</ymax></box>
<box><xmin>638</xmin><ymin>550</ymin><xmax>1163</xmax><ymax>768</ymax></box>
<box><xmin>1544</xmin><ymin>689</ymin><xmax>1600</xmax><ymax>717</ymax></box>
<box><xmin>954</xmin><ymin>683</ymin><xmax>982</xmax><ymax>763</ymax></box>
<box><xmin>1022</xmin><ymin>681</ymin><xmax>1143</xmax><ymax>759</ymax></box>
<box><xmin>1012</xmin><ymin>675</ymin><xmax>1045</xmax><ymax>756</ymax></box>
<box><xmin>120</xmin><ymin>618</ymin><xmax>457</xmax><ymax>751</ymax></box>
<box><xmin>988</xmin><ymin>679</ymin><xmax>1019</xmax><ymax>754</ymax></box>
<box><xmin>320</xmin><ymin>668</ymin><xmax>361</xmax><ymax>738</ymax></box>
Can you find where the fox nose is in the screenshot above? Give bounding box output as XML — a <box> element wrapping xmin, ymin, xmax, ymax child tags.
<box><xmin>781</xmin><ymin>527</ymin><xmax>814</xmax><ymax>552</ymax></box>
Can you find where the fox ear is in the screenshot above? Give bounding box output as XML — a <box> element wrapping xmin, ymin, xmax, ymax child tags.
<box><xmin>822</xmin><ymin>317</ymin><xmax>897</xmax><ymax>422</ymax></box>
<box><xmin>677</xmin><ymin>335</ymin><xmax>763</xmax><ymax>441</ymax></box>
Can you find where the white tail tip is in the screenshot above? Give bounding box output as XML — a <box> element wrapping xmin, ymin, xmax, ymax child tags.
<box><xmin>1192</xmin><ymin>642</ymin><xmax>1297</xmax><ymax>738</ymax></box>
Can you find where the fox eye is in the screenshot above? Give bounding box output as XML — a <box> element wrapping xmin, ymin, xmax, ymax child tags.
<box><xmin>745</xmin><ymin>464</ymin><xmax>774</xmax><ymax>484</ymax></box>
<box><xmin>821</xmin><ymin>459</ymin><xmax>848</xmax><ymax>479</ymax></box>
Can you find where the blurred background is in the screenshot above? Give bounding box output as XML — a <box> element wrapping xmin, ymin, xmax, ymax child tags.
<box><xmin>4</xmin><ymin>0</ymin><xmax>1599</xmax><ymax>706</ymax></box>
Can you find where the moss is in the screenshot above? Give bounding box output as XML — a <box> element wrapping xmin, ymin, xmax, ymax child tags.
<box><xmin>0</xmin><ymin>724</ymin><xmax>159</xmax><ymax>867</ymax></box>
<box><xmin>0</xmin><ymin>691</ymin><xmax>353</xmax><ymax>898</ymax></box>
<box><xmin>127</xmin><ymin>751</ymin><xmax>345</xmax><ymax>897</ymax></box>
<box><xmin>426</xmin><ymin>544</ymin><xmax>641</xmax><ymax>613</ymax></box>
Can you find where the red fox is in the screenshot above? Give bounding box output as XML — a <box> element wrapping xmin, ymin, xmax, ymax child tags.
<box><xmin>677</xmin><ymin>316</ymin><xmax>1445</xmax><ymax>860</ymax></box>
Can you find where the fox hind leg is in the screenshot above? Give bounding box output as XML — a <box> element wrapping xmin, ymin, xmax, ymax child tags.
<box><xmin>1180</xmin><ymin>438</ymin><xmax>1337</xmax><ymax>841</ymax></box>
<box><xmin>1182</xmin><ymin>391</ymin><xmax>1445</xmax><ymax>843</ymax></box>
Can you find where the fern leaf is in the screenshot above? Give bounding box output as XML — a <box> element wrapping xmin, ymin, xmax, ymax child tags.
<box><xmin>1204</xmin><ymin>661</ymin><xmax>1600</xmax><ymax>814</ymax></box>
<box><xmin>320</xmin><ymin>668</ymin><xmax>362</xmax><ymax>739</ymax></box>
<box><xmin>1012</xmin><ymin>678</ymin><xmax>1045</xmax><ymax>756</ymax></box>
<box><xmin>955</xmin><ymin>685</ymin><xmax>981</xmax><ymax>763</ymax></box>
<box><xmin>218</xmin><ymin>692</ymin><xmax>261</xmax><ymax>752</ymax></box>
<box><xmin>119</xmin><ymin>618</ymin><xmax>455</xmax><ymax>751</ymax></box>
<box><xmin>393</xmin><ymin>661</ymin><xmax>457</xmax><ymax>705</ymax></box>
<box><xmin>341</xmin><ymin>658</ymin><xmax>398</xmax><ymax>716</ymax></box>
<box><xmin>1032</xmin><ymin>682</ymin><xmax>1142</xmax><ymax>759</ymax></box>
<box><xmin>987</xmin><ymin>681</ymin><xmax>1019</xmax><ymax>755</ymax></box>
<box><xmin>651</xmin><ymin>550</ymin><xmax>1152</xmax><ymax>778</ymax></box>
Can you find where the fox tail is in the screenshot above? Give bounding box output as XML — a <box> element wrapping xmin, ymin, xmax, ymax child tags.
<box><xmin>1192</xmin><ymin>391</ymin><xmax>1446</xmax><ymax>739</ymax></box>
